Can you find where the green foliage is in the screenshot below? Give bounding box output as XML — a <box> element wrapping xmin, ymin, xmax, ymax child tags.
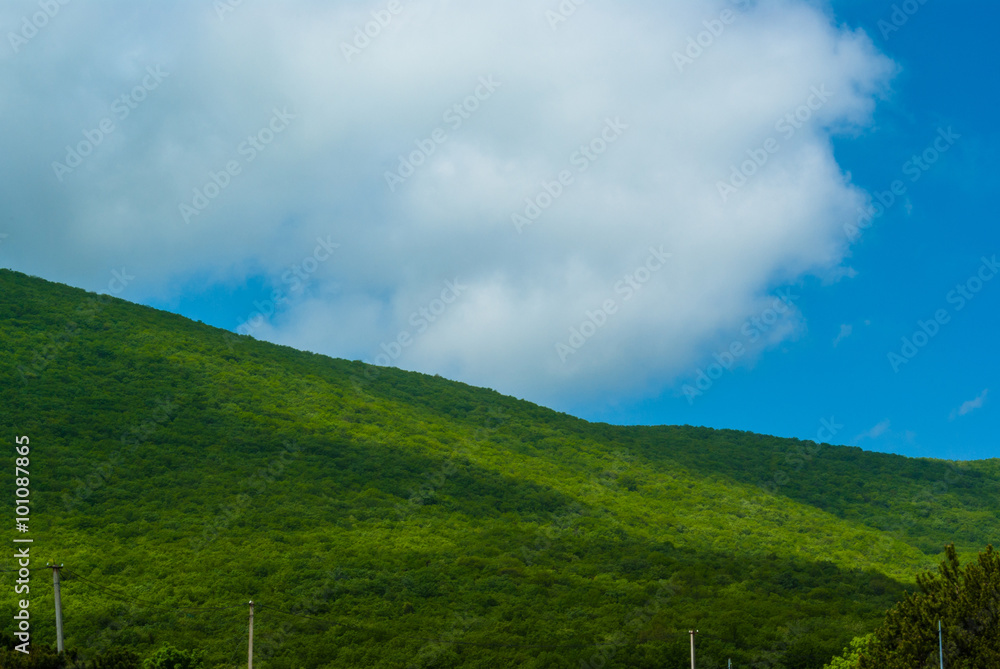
<box><xmin>856</xmin><ymin>545</ymin><xmax>1000</xmax><ymax>669</ymax></box>
<box><xmin>140</xmin><ymin>646</ymin><xmax>204</xmax><ymax>669</ymax></box>
<box><xmin>0</xmin><ymin>632</ymin><xmax>77</xmax><ymax>669</ymax></box>
<box><xmin>88</xmin><ymin>648</ymin><xmax>142</xmax><ymax>669</ymax></box>
<box><xmin>1</xmin><ymin>268</ymin><xmax>999</xmax><ymax>668</ymax></box>
<box><xmin>822</xmin><ymin>634</ymin><xmax>871</xmax><ymax>669</ymax></box>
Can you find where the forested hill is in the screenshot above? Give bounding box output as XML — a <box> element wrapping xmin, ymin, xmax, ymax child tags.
<box><xmin>2</xmin><ymin>267</ymin><xmax>998</xmax><ymax>669</ymax></box>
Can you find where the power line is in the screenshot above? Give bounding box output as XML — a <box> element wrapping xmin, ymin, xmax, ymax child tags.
<box><xmin>62</xmin><ymin>568</ymin><xmax>245</xmax><ymax>613</ymax></box>
<box><xmin>260</xmin><ymin>604</ymin><xmax>690</xmax><ymax>650</ymax></box>
<box><xmin>48</xmin><ymin>565</ymin><xmax>720</xmax><ymax>653</ymax></box>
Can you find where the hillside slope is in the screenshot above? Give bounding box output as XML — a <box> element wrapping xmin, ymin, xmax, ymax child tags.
<box><xmin>2</xmin><ymin>268</ymin><xmax>998</xmax><ymax>669</ymax></box>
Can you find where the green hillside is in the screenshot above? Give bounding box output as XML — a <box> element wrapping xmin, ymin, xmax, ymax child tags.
<box><xmin>1</xmin><ymin>268</ymin><xmax>998</xmax><ymax>669</ymax></box>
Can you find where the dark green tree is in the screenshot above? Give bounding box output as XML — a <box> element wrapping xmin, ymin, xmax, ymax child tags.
<box><xmin>857</xmin><ymin>545</ymin><xmax>1000</xmax><ymax>669</ymax></box>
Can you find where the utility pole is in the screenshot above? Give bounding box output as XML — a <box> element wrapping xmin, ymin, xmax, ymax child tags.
<box><xmin>48</xmin><ymin>563</ymin><xmax>64</xmax><ymax>653</ymax></box>
<box><xmin>939</xmin><ymin>620</ymin><xmax>944</xmax><ymax>669</ymax></box>
<box><xmin>248</xmin><ymin>601</ymin><xmax>254</xmax><ymax>669</ymax></box>
<box><xmin>689</xmin><ymin>629</ymin><xmax>698</xmax><ymax>669</ymax></box>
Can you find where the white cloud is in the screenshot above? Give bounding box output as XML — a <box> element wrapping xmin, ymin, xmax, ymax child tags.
<box><xmin>0</xmin><ymin>0</ymin><xmax>896</xmax><ymax>411</ymax></box>
<box><xmin>855</xmin><ymin>419</ymin><xmax>891</xmax><ymax>442</ymax></box>
<box><xmin>950</xmin><ymin>389</ymin><xmax>989</xmax><ymax>421</ymax></box>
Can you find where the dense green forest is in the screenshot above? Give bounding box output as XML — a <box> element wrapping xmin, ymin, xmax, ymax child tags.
<box><xmin>1</xmin><ymin>268</ymin><xmax>998</xmax><ymax>668</ymax></box>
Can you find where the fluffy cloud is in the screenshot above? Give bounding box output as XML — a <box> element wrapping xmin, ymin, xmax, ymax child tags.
<box><xmin>0</xmin><ymin>0</ymin><xmax>895</xmax><ymax>411</ymax></box>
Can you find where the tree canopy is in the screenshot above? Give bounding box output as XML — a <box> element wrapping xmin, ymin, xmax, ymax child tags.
<box><xmin>3</xmin><ymin>268</ymin><xmax>1000</xmax><ymax>668</ymax></box>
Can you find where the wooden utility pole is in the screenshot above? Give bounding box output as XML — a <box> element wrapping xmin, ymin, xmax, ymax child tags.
<box><xmin>689</xmin><ymin>629</ymin><xmax>698</xmax><ymax>669</ymax></box>
<box><xmin>49</xmin><ymin>564</ymin><xmax>64</xmax><ymax>653</ymax></box>
<box><xmin>248</xmin><ymin>601</ymin><xmax>254</xmax><ymax>669</ymax></box>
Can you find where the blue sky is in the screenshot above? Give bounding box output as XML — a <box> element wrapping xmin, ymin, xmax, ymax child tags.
<box><xmin>1</xmin><ymin>0</ymin><xmax>996</xmax><ymax>460</ymax></box>
<box><xmin>580</xmin><ymin>1</ymin><xmax>998</xmax><ymax>456</ymax></box>
<box><xmin>631</xmin><ymin>0</ymin><xmax>999</xmax><ymax>460</ymax></box>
